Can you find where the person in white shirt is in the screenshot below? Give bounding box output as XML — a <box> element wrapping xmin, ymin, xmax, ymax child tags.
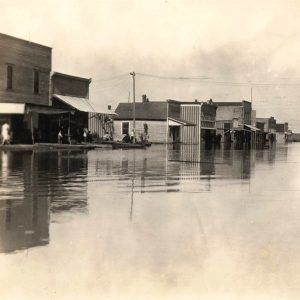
<box><xmin>1</xmin><ymin>122</ymin><xmax>10</xmax><ymax>145</ymax></box>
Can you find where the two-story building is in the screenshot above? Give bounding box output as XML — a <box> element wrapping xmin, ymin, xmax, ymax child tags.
<box><xmin>215</xmin><ymin>100</ymin><xmax>254</xmax><ymax>146</ymax></box>
<box><xmin>0</xmin><ymin>33</ymin><xmax>52</xmax><ymax>143</ymax></box>
<box><xmin>179</xmin><ymin>100</ymin><xmax>217</xmax><ymax>144</ymax></box>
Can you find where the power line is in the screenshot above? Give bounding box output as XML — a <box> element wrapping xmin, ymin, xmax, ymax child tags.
<box><xmin>136</xmin><ymin>72</ymin><xmax>210</xmax><ymax>80</ymax></box>
<box><xmin>135</xmin><ymin>72</ymin><xmax>300</xmax><ymax>87</ymax></box>
<box><xmin>92</xmin><ymin>73</ymin><xmax>129</xmax><ymax>82</ymax></box>
<box><xmin>92</xmin><ymin>71</ymin><xmax>300</xmax><ymax>88</ymax></box>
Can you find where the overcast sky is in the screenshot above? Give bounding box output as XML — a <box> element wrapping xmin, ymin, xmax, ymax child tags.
<box><xmin>1</xmin><ymin>0</ymin><xmax>300</xmax><ymax>130</ymax></box>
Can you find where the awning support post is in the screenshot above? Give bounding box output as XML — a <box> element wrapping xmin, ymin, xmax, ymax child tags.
<box><xmin>31</xmin><ymin>113</ymin><xmax>35</xmax><ymax>144</ymax></box>
<box><xmin>68</xmin><ymin>113</ymin><xmax>71</xmax><ymax>145</ymax></box>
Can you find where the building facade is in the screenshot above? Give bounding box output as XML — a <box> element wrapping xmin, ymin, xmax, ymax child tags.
<box><xmin>114</xmin><ymin>97</ymin><xmax>217</xmax><ymax>144</ymax></box>
<box><xmin>51</xmin><ymin>72</ymin><xmax>92</xmax><ymax>143</ymax></box>
<box><xmin>215</xmin><ymin>100</ymin><xmax>252</xmax><ymax>145</ymax></box>
<box><xmin>0</xmin><ymin>33</ymin><xmax>52</xmax><ymax>143</ymax></box>
<box><xmin>180</xmin><ymin>100</ymin><xmax>217</xmax><ymax>144</ymax></box>
<box><xmin>276</xmin><ymin>122</ymin><xmax>289</xmax><ymax>144</ymax></box>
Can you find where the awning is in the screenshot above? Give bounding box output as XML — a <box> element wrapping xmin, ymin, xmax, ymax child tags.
<box><xmin>168</xmin><ymin>117</ymin><xmax>195</xmax><ymax>126</ymax></box>
<box><xmin>53</xmin><ymin>94</ymin><xmax>116</xmax><ymax>115</ymax></box>
<box><xmin>245</xmin><ymin>124</ymin><xmax>262</xmax><ymax>131</ymax></box>
<box><xmin>26</xmin><ymin>104</ymin><xmax>73</xmax><ymax>115</ymax></box>
<box><xmin>88</xmin><ymin>108</ymin><xmax>118</xmax><ymax>116</ymax></box>
<box><xmin>0</xmin><ymin>103</ymin><xmax>25</xmax><ymax>114</ymax></box>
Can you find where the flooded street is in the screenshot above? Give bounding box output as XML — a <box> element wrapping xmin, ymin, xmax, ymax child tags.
<box><xmin>0</xmin><ymin>144</ymin><xmax>300</xmax><ymax>300</ymax></box>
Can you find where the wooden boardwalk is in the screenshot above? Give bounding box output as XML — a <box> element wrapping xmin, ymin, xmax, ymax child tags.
<box><xmin>0</xmin><ymin>143</ymin><xmax>112</xmax><ymax>151</ymax></box>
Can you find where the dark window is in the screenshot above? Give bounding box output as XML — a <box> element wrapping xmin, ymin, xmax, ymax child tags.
<box><xmin>7</xmin><ymin>65</ymin><xmax>13</xmax><ymax>89</ymax></box>
<box><xmin>33</xmin><ymin>70</ymin><xmax>39</xmax><ymax>94</ymax></box>
<box><xmin>224</xmin><ymin>122</ymin><xmax>231</xmax><ymax>130</ymax></box>
<box><xmin>122</xmin><ymin>122</ymin><xmax>129</xmax><ymax>135</ymax></box>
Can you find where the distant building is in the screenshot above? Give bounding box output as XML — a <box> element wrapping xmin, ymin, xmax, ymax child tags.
<box><xmin>256</xmin><ymin>116</ymin><xmax>277</xmax><ymax>133</ymax></box>
<box><xmin>276</xmin><ymin>122</ymin><xmax>289</xmax><ymax>143</ymax></box>
<box><xmin>0</xmin><ymin>32</ymin><xmax>52</xmax><ymax>143</ymax></box>
<box><xmin>180</xmin><ymin>100</ymin><xmax>217</xmax><ymax>144</ymax></box>
<box><xmin>114</xmin><ymin>96</ymin><xmax>217</xmax><ymax>144</ymax></box>
<box><xmin>114</xmin><ymin>98</ymin><xmax>181</xmax><ymax>143</ymax></box>
<box><xmin>256</xmin><ymin>116</ymin><xmax>277</xmax><ymax>145</ymax></box>
<box><xmin>215</xmin><ymin>100</ymin><xmax>255</xmax><ymax>145</ymax></box>
<box><xmin>276</xmin><ymin>122</ymin><xmax>288</xmax><ymax>133</ymax></box>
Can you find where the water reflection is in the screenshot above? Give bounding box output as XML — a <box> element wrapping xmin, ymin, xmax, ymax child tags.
<box><xmin>0</xmin><ymin>144</ymin><xmax>287</xmax><ymax>254</ymax></box>
<box><xmin>167</xmin><ymin>143</ymin><xmax>280</xmax><ymax>180</ymax></box>
<box><xmin>0</xmin><ymin>150</ymin><xmax>88</xmax><ymax>253</ymax></box>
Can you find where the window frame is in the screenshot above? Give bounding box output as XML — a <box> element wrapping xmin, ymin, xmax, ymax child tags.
<box><xmin>122</xmin><ymin>121</ymin><xmax>130</xmax><ymax>135</ymax></box>
<box><xmin>6</xmin><ymin>64</ymin><xmax>13</xmax><ymax>90</ymax></box>
<box><xmin>33</xmin><ymin>69</ymin><xmax>40</xmax><ymax>94</ymax></box>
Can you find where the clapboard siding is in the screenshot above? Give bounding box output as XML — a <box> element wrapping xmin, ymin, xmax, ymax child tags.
<box><xmin>114</xmin><ymin>120</ymin><xmax>167</xmax><ymax>143</ymax></box>
<box><xmin>0</xmin><ymin>33</ymin><xmax>51</xmax><ymax>105</ymax></box>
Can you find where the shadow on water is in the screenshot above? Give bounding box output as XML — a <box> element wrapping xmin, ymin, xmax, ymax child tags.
<box><xmin>0</xmin><ymin>149</ymin><xmax>88</xmax><ymax>253</ymax></box>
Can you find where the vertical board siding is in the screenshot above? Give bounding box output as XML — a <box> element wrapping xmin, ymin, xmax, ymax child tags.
<box><xmin>88</xmin><ymin>113</ymin><xmax>114</xmax><ymax>140</ymax></box>
<box><xmin>181</xmin><ymin>105</ymin><xmax>201</xmax><ymax>144</ymax></box>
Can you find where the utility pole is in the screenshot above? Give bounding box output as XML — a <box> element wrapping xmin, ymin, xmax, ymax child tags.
<box><xmin>130</xmin><ymin>72</ymin><xmax>136</xmax><ymax>143</ymax></box>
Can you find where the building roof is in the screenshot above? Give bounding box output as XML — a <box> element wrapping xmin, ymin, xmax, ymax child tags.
<box><xmin>52</xmin><ymin>72</ymin><xmax>92</xmax><ymax>83</ymax></box>
<box><xmin>0</xmin><ymin>32</ymin><xmax>52</xmax><ymax>50</ymax></box>
<box><xmin>115</xmin><ymin>102</ymin><xmax>167</xmax><ymax>120</ymax></box>
<box><xmin>214</xmin><ymin>101</ymin><xmax>251</xmax><ymax>106</ymax></box>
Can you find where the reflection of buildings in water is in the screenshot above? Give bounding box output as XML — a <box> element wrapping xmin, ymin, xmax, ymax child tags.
<box><xmin>91</xmin><ymin>148</ymin><xmax>180</xmax><ymax>193</ymax></box>
<box><xmin>170</xmin><ymin>144</ymin><xmax>256</xmax><ymax>181</ymax></box>
<box><xmin>166</xmin><ymin>144</ymin><xmax>216</xmax><ymax>192</ymax></box>
<box><xmin>38</xmin><ymin>150</ymin><xmax>88</xmax><ymax>213</ymax></box>
<box><xmin>255</xmin><ymin>146</ymin><xmax>278</xmax><ymax>165</ymax></box>
<box><xmin>1</xmin><ymin>151</ymin><xmax>8</xmax><ymax>180</ymax></box>
<box><xmin>0</xmin><ymin>196</ymin><xmax>49</xmax><ymax>253</ymax></box>
<box><xmin>0</xmin><ymin>150</ymin><xmax>88</xmax><ymax>253</ymax></box>
<box><xmin>215</xmin><ymin>147</ymin><xmax>253</xmax><ymax>179</ymax></box>
<box><xmin>178</xmin><ymin>144</ymin><xmax>215</xmax><ymax>177</ymax></box>
<box><xmin>0</xmin><ymin>151</ymin><xmax>49</xmax><ymax>253</ymax></box>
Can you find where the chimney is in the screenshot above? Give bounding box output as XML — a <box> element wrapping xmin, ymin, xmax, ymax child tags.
<box><xmin>195</xmin><ymin>99</ymin><xmax>198</xmax><ymax>102</ymax></box>
<box><xmin>142</xmin><ymin>94</ymin><xmax>147</xmax><ymax>103</ymax></box>
<box><xmin>107</xmin><ymin>105</ymin><xmax>111</xmax><ymax>110</ymax></box>
<box><xmin>146</xmin><ymin>97</ymin><xmax>149</xmax><ymax>102</ymax></box>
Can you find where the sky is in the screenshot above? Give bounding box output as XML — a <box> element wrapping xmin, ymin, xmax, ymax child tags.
<box><xmin>1</xmin><ymin>0</ymin><xmax>300</xmax><ymax>130</ymax></box>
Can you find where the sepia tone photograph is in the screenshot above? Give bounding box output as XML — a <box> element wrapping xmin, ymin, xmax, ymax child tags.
<box><xmin>1</xmin><ymin>0</ymin><xmax>300</xmax><ymax>299</ymax></box>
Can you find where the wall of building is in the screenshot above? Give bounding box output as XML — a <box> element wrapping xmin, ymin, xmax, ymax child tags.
<box><xmin>181</xmin><ymin>105</ymin><xmax>201</xmax><ymax>144</ymax></box>
<box><xmin>269</xmin><ymin>116</ymin><xmax>276</xmax><ymax>133</ymax></box>
<box><xmin>88</xmin><ymin>113</ymin><xmax>114</xmax><ymax>140</ymax></box>
<box><xmin>291</xmin><ymin>133</ymin><xmax>300</xmax><ymax>142</ymax></box>
<box><xmin>256</xmin><ymin>118</ymin><xmax>269</xmax><ymax>132</ymax></box>
<box><xmin>276</xmin><ymin>132</ymin><xmax>287</xmax><ymax>144</ymax></box>
<box><xmin>216</xmin><ymin>105</ymin><xmax>244</xmax><ymax>126</ymax></box>
<box><xmin>114</xmin><ymin>120</ymin><xmax>167</xmax><ymax>143</ymax></box>
<box><xmin>51</xmin><ymin>74</ymin><xmax>90</xmax><ymax>98</ymax></box>
<box><xmin>168</xmin><ymin>101</ymin><xmax>181</xmax><ymax>119</ymax></box>
<box><xmin>243</xmin><ymin>101</ymin><xmax>252</xmax><ymax>125</ymax></box>
<box><xmin>0</xmin><ymin>33</ymin><xmax>51</xmax><ymax>106</ymax></box>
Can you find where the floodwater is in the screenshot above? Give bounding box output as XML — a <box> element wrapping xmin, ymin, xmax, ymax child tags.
<box><xmin>0</xmin><ymin>143</ymin><xmax>300</xmax><ymax>300</ymax></box>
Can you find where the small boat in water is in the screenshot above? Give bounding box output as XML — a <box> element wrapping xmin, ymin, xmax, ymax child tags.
<box><xmin>111</xmin><ymin>142</ymin><xmax>146</xmax><ymax>149</ymax></box>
